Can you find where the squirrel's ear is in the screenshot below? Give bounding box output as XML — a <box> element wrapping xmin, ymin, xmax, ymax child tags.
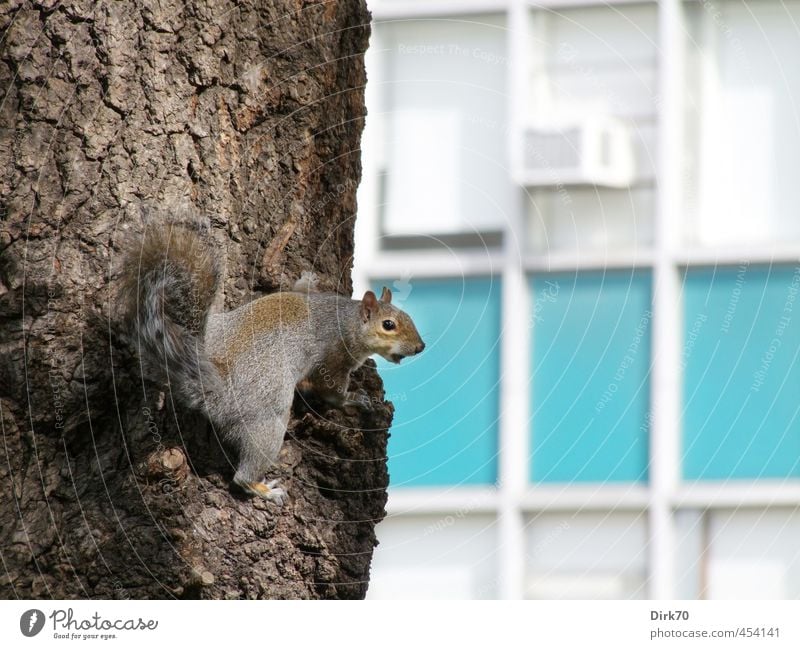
<box><xmin>360</xmin><ymin>291</ymin><xmax>379</xmax><ymax>322</ymax></box>
<box><xmin>380</xmin><ymin>286</ymin><xmax>392</xmax><ymax>304</ymax></box>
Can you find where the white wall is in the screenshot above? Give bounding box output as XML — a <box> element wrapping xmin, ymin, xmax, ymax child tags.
<box><xmin>706</xmin><ymin>508</ymin><xmax>800</xmax><ymax>599</ymax></box>
<box><xmin>368</xmin><ymin>514</ymin><xmax>500</xmax><ymax>599</ymax></box>
<box><xmin>524</xmin><ymin>512</ymin><xmax>648</xmax><ymax>599</ymax></box>
<box><xmin>526</xmin><ymin>3</ymin><xmax>658</xmax><ymax>254</ymax></box>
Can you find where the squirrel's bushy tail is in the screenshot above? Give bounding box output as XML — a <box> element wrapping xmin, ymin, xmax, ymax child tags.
<box><xmin>121</xmin><ymin>224</ymin><xmax>223</xmax><ymax>411</ymax></box>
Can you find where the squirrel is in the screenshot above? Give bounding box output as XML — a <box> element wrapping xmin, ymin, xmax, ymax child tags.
<box><xmin>120</xmin><ymin>223</ymin><xmax>425</xmax><ymax>505</ymax></box>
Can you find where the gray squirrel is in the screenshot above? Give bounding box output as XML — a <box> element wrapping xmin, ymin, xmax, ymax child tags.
<box><xmin>121</xmin><ymin>224</ymin><xmax>425</xmax><ymax>505</ymax></box>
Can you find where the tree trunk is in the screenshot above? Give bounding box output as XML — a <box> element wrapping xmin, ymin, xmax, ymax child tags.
<box><xmin>0</xmin><ymin>0</ymin><xmax>389</xmax><ymax>599</ymax></box>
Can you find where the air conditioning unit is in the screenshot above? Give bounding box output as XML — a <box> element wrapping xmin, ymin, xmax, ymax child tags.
<box><xmin>516</xmin><ymin>116</ymin><xmax>635</xmax><ymax>188</ymax></box>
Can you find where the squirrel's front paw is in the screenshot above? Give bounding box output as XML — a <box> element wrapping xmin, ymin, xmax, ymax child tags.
<box><xmin>241</xmin><ymin>479</ymin><xmax>287</xmax><ymax>506</ymax></box>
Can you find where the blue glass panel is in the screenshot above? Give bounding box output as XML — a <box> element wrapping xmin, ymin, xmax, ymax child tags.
<box><xmin>683</xmin><ymin>266</ymin><xmax>800</xmax><ymax>480</ymax></box>
<box><xmin>531</xmin><ymin>272</ymin><xmax>652</xmax><ymax>483</ymax></box>
<box><xmin>373</xmin><ymin>277</ymin><xmax>501</xmax><ymax>486</ymax></box>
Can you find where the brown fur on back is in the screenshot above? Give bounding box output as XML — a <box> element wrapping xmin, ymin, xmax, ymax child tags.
<box><xmin>215</xmin><ymin>293</ymin><xmax>310</xmax><ymax>372</ymax></box>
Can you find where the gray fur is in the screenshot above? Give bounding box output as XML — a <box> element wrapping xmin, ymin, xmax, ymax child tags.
<box><xmin>121</xmin><ymin>224</ymin><xmax>224</xmax><ymax>414</ymax></box>
<box><xmin>203</xmin><ymin>295</ymin><xmax>379</xmax><ymax>486</ymax></box>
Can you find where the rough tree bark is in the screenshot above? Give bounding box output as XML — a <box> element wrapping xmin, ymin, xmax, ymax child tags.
<box><xmin>0</xmin><ymin>0</ymin><xmax>391</xmax><ymax>599</ymax></box>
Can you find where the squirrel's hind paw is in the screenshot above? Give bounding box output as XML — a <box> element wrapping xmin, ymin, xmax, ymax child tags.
<box><xmin>240</xmin><ymin>479</ymin><xmax>287</xmax><ymax>506</ymax></box>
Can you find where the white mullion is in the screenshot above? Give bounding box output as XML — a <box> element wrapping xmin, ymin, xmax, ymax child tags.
<box><xmin>370</xmin><ymin>0</ymin><xmax>508</xmax><ymax>20</ymax></box>
<box><xmin>385</xmin><ymin>487</ymin><xmax>501</xmax><ymax>515</ymax></box>
<box><xmin>495</xmin><ymin>0</ymin><xmax>530</xmax><ymax>601</ymax></box>
<box><xmin>674</xmin><ymin>482</ymin><xmax>800</xmax><ymax>509</ymax></box>
<box><xmin>524</xmin><ymin>250</ymin><xmax>656</xmax><ymax>273</ymax></box>
<box><xmin>694</xmin><ymin>1</ymin><xmax>718</xmax><ymax>249</ymax></box>
<box><xmin>497</xmin><ymin>250</ymin><xmax>528</xmax><ymax>600</ymax></box>
<box><xmin>648</xmin><ymin>0</ymin><xmax>685</xmax><ymax>601</ymax></box>
<box><xmin>674</xmin><ymin>246</ymin><xmax>800</xmax><ymax>268</ymax></box>
<box><xmin>361</xmin><ymin>251</ymin><xmax>503</xmax><ymax>280</ymax></box>
<box><xmin>520</xmin><ymin>484</ymin><xmax>651</xmax><ymax>512</ymax></box>
<box><xmin>370</xmin><ymin>0</ymin><xmax>657</xmax><ymax>19</ymax></box>
<box><xmin>354</xmin><ymin>26</ymin><xmax>384</xmax><ymax>298</ymax></box>
<box><xmin>528</xmin><ymin>0</ymin><xmax>655</xmax><ymax>8</ymax></box>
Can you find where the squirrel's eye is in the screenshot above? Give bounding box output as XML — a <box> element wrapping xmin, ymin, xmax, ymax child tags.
<box><xmin>382</xmin><ymin>320</ymin><xmax>396</xmax><ymax>331</ymax></box>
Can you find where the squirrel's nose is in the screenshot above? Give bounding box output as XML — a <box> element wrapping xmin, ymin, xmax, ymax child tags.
<box><xmin>415</xmin><ymin>342</ymin><xmax>425</xmax><ymax>354</ymax></box>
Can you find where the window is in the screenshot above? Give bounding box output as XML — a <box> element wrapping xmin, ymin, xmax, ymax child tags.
<box><xmin>375</xmin><ymin>15</ymin><xmax>513</xmax><ymax>240</ymax></box>
<box><xmin>685</xmin><ymin>0</ymin><xmax>800</xmax><ymax>246</ymax></box>
<box><xmin>524</xmin><ymin>3</ymin><xmax>658</xmax><ymax>254</ymax></box>
<box><xmin>673</xmin><ymin>507</ymin><xmax>800</xmax><ymax>599</ymax></box>
<box><xmin>531</xmin><ymin>271</ymin><xmax>651</xmax><ymax>483</ymax></box>
<box><xmin>369</xmin><ymin>514</ymin><xmax>499</xmax><ymax>599</ymax></box>
<box><xmin>527</xmin><ymin>187</ymin><xmax>654</xmax><ymax>253</ymax></box>
<box><xmin>375</xmin><ymin>277</ymin><xmax>502</xmax><ymax>486</ymax></box>
<box><xmin>682</xmin><ymin>266</ymin><xmax>800</xmax><ymax>480</ymax></box>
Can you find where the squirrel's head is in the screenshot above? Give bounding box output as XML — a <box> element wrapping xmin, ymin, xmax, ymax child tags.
<box><xmin>359</xmin><ymin>287</ymin><xmax>425</xmax><ymax>363</ymax></box>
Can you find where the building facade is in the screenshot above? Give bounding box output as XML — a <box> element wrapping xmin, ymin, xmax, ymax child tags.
<box><xmin>353</xmin><ymin>0</ymin><xmax>800</xmax><ymax>599</ymax></box>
